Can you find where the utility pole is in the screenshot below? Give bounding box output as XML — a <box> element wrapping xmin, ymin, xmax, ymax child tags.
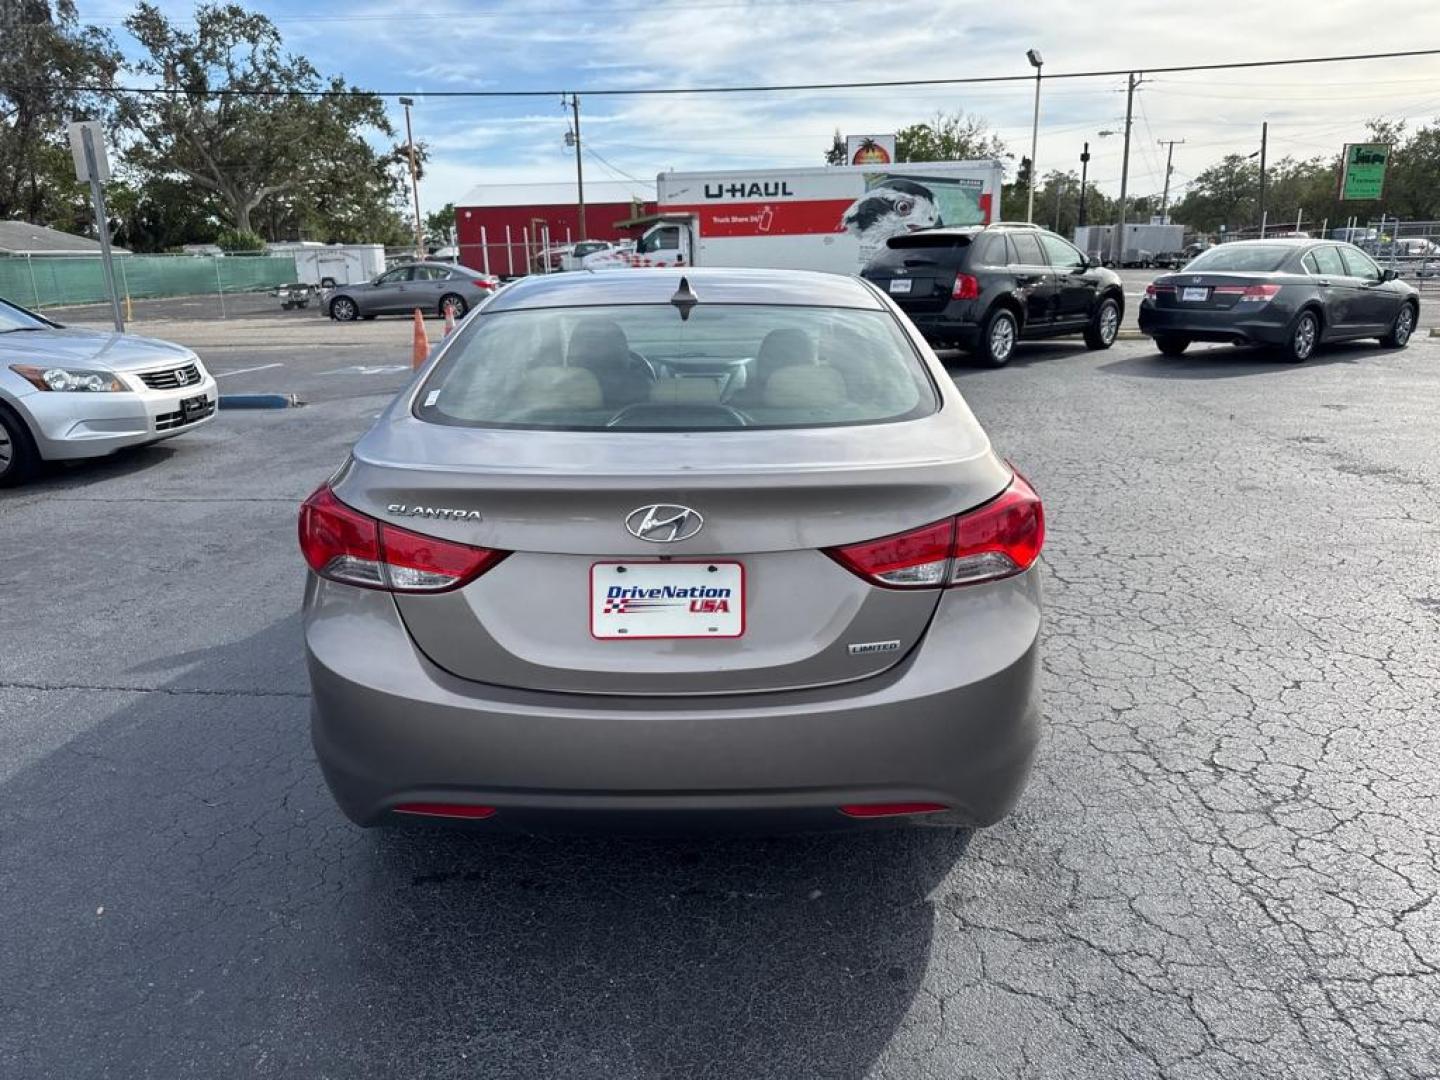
<box><xmin>564</xmin><ymin>93</ymin><xmax>587</xmax><ymax>240</ymax></box>
<box><xmin>1157</xmin><ymin>137</ymin><xmax>1184</xmax><ymax>223</ymax></box>
<box><xmin>1078</xmin><ymin>141</ymin><xmax>1090</xmax><ymax>227</ymax></box>
<box><xmin>399</xmin><ymin>97</ymin><xmax>424</xmax><ymax>260</ymax></box>
<box><xmin>1113</xmin><ymin>72</ymin><xmax>1140</xmax><ymax>266</ymax></box>
<box><xmin>1257</xmin><ymin>121</ymin><xmax>1268</xmax><ymax>238</ymax></box>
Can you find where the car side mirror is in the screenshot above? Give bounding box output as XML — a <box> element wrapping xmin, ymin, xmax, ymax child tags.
<box><xmin>1381</xmin><ymin>267</ymin><xmax>1399</xmax><ymax>282</ymax></box>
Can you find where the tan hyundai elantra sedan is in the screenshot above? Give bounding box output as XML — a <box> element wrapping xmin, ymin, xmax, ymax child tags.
<box><xmin>300</xmin><ymin>268</ymin><xmax>1044</xmax><ymax>832</ymax></box>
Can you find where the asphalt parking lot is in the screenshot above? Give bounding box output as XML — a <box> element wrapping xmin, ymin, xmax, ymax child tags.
<box><xmin>2</xmin><ymin>331</ymin><xmax>1438</xmax><ymax>1078</ymax></box>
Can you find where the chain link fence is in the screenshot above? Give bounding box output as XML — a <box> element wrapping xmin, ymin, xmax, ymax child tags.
<box><xmin>0</xmin><ymin>252</ymin><xmax>299</xmax><ymax>314</ymax></box>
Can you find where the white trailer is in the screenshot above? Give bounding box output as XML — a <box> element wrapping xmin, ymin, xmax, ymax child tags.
<box><xmin>268</xmin><ymin>243</ymin><xmax>386</xmax><ymax>287</ymax></box>
<box><xmin>582</xmin><ymin>161</ymin><xmax>1005</xmax><ymax>274</ymax></box>
<box><xmin>1072</xmin><ymin>224</ymin><xmax>1184</xmax><ymax>267</ymax></box>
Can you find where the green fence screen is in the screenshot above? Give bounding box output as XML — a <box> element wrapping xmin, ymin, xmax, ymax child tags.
<box><xmin>0</xmin><ymin>254</ymin><xmax>298</xmax><ymax>310</ymax></box>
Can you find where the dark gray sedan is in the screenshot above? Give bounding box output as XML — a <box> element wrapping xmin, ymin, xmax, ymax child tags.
<box><xmin>1139</xmin><ymin>239</ymin><xmax>1419</xmax><ymax>361</ymax></box>
<box><xmin>327</xmin><ymin>261</ymin><xmax>498</xmax><ymax>322</ymax></box>
<box><xmin>299</xmin><ymin>268</ymin><xmax>1045</xmax><ymax>833</ymax></box>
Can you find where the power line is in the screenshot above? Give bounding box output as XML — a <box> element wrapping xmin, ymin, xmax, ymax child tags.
<box><xmin>19</xmin><ymin>47</ymin><xmax>1440</xmax><ymax>99</ymax></box>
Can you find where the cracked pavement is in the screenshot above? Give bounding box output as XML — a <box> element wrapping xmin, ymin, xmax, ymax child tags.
<box><xmin>1</xmin><ymin>336</ymin><xmax>1437</xmax><ymax>1078</ymax></box>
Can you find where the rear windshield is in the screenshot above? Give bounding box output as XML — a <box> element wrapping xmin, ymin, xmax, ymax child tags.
<box><xmin>414</xmin><ymin>304</ymin><xmax>937</xmax><ymax>431</ymax></box>
<box><xmin>1185</xmin><ymin>245</ymin><xmax>1291</xmax><ymax>272</ymax></box>
<box><xmin>866</xmin><ymin>233</ymin><xmax>972</xmax><ymax>270</ymax></box>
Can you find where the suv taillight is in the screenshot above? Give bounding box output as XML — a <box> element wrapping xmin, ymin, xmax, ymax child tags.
<box><xmin>298</xmin><ymin>485</ymin><xmax>507</xmax><ymax>592</ymax></box>
<box><xmin>826</xmin><ymin>474</ymin><xmax>1044</xmax><ymax>589</ymax></box>
<box><xmin>952</xmin><ymin>273</ymin><xmax>980</xmax><ymax>300</ymax></box>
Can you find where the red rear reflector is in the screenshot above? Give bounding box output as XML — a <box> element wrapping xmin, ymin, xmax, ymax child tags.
<box><xmin>298</xmin><ymin>485</ymin><xmax>507</xmax><ymax>592</ymax></box>
<box><xmin>825</xmin><ymin>473</ymin><xmax>1044</xmax><ymax>589</ymax></box>
<box><xmin>951</xmin><ymin>273</ymin><xmax>980</xmax><ymax>300</ymax></box>
<box><xmin>839</xmin><ymin>803</ymin><xmax>948</xmax><ymax>818</ymax></box>
<box><xmin>394</xmin><ymin>803</ymin><xmax>497</xmax><ymax>819</ymax></box>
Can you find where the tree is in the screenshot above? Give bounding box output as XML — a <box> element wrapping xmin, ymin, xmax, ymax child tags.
<box><xmin>425</xmin><ymin>201</ymin><xmax>456</xmax><ymax>245</ymax></box>
<box><xmin>824</xmin><ymin>129</ymin><xmax>845</xmax><ymax>166</ymax></box>
<box><xmin>895</xmin><ymin>111</ymin><xmax>1007</xmax><ymax>164</ymax></box>
<box><xmin>115</xmin><ymin>3</ymin><xmax>404</xmax><ymax>237</ymax></box>
<box><xmin>0</xmin><ymin>0</ymin><xmax>121</xmax><ymax>225</ymax></box>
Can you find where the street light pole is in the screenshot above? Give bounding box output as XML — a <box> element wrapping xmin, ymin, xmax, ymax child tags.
<box><xmin>1025</xmin><ymin>49</ymin><xmax>1044</xmax><ymax>223</ymax></box>
<box><xmin>399</xmin><ymin>96</ymin><xmax>424</xmax><ymax>260</ymax></box>
<box><xmin>1257</xmin><ymin>121</ymin><xmax>1268</xmax><ymax>238</ymax></box>
<box><xmin>1078</xmin><ymin>141</ymin><xmax>1090</xmax><ymax>226</ymax></box>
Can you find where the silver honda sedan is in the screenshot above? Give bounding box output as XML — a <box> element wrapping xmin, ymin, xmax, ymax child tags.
<box><xmin>0</xmin><ymin>297</ymin><xmax>217</xmax><ymax>487</ymax></box>
<box><xmin>301</xmin><ymin>268</ymin><xmax>1044</xmax><ymax>832</ymax></box>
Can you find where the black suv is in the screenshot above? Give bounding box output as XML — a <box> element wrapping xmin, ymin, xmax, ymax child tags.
<box><xmin>861</xmin><ymin>223</ymin><xmax>1126</xmax><ymax>366</ymax></box>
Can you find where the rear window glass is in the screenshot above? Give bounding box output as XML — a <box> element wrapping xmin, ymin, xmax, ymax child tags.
<box><xmin>414</xmin><ymin>304</ymin><xmax>937</xmax><ymax>432</ymax></box>
<box><xmin>867</xmin><ymin>233</ymin><xmax>972</xmax><ymax>270</ymax></box>
<box><xmin>1185</xmin><ymin>245</ymin><xmax>1290</xmax><ymax>272</ymax></box>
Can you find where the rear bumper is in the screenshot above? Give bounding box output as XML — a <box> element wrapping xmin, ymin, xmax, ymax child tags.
<box><xmin>1138</xmin><ymin>301</ymin><xmax>1294</xmax><ymax>344</ymax></box>
<box><xmin>898</xmin><ymin>305</ymin><xmax>983</xmax><ymax>347</ymax></box>
<box><xmin>17</xmin><ymin>376</ymin><xmax>218</xmax><ymax>461</ymax></box>
<box><xmin>305</xmin><ymin>571</ymin><xmax>1043</xmax><ymax>832</ymax></box>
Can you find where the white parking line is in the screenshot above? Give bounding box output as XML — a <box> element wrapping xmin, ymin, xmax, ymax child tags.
<box><xmin>318</xmin><ymin>364</ymin><xmax>411</xmax><ymax>376</ymax></box>
<box><xmin>215</xmin><ymin>363</ymin><xmax>285</xmax><ymax>378</ymax></box>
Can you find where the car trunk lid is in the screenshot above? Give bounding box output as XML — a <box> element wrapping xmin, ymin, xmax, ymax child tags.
<box><xmin>335</xmin><ymin>413</ymin><xmax>1009</xmax><ymax>695</ymax></box>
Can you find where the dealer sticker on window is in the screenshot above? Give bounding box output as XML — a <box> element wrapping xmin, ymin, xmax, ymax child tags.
<box><xmin>591</xmin><ymin>562</ymin><xmax>744</xmax><ymax>639</ymax></box>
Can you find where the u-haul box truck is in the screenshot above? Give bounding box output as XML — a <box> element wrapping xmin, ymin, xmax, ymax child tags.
<box><xmin>582</xmin><ymin>161</ymin><xmax>1005</xmax><ymax>274</ymax></box>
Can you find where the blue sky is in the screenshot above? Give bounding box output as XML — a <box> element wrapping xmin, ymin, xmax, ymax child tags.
<box><xmin>78</xmin><ymin>0</ymin><xmax>1440</xmax><ymax>215</ymax></box>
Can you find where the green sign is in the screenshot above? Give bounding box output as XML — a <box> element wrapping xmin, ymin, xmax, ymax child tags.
<box><xmin>1340</xmin><ymin>143</ymin><xmax>1390</xmax><ymax>201</ymax></box>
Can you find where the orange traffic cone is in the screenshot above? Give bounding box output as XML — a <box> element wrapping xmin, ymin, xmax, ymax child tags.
<box><xmin>443</xmin><ymin>302</ymin><xmax>457</xmax><ymax>337</ymax></box>
<box><xmin>411</xmin><ymin>308</ymin><xmax>429</xmax><ymax>369</ymax></box>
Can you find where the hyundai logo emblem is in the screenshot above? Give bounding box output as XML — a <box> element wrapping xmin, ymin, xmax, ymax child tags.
<box><xmin>625</xmin><ymin>504</ymin><xmax>703</xmax><ymax>543</ymax></box>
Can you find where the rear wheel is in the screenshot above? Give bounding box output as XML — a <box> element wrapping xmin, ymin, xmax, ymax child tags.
<box><xmin>330</xmin><ymin>295</ymin><xmax>359</xmax><ymax>322</ymax></box>
<box><xmin>980</xmin><ymin>307</ymin><xmax>1019</xmax><ymax>367</ymax></box>
<box><xmin>1084</xmin><ymin>297</ymin><xmax>1121</xmax><ymax>349</ymax></box>
<box><xmin>0</xmin><ymin>407</ymin><xmax>39</xmax><ymax>488</ymax></box>
<box><xmin>1282</xmin><ymin>310</ymin><xmax>1319</xmax><ymax>363</ymax></box>
<box><xmin>1380</xmin><ymin>303</ymin><xmax>1416</xmax><ymax>348</ymax></box>
<box><xmin>439</xmin><ymin>293</ymin><xmax>468</xmax><ymax>319</ymax></box>
<box><xmin>1155</xmin><ymin>334</ymin><xmax>1190</xmax><ymax>357</ymax></box>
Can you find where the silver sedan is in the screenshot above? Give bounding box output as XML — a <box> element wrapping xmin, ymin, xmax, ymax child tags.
<box><xmin>0</xmin><ymin>297</ymin><xmax>217</xmax><ymax>487</ymax></box>
<box><xmin>300</xmin><ymin>268</ymin><xmax>1044</xmax><ymax>832</ymax></box>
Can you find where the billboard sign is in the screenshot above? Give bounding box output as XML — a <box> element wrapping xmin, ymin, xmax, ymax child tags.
<box><xmin>1339</xmin><ymin>143</ymin><xmax>1390</xmax><ymax>201</ymax></box>
<box><xmin>846</xmin><ymin>134</ymin><xmax>897</xmax><ymax>166</ymax></box>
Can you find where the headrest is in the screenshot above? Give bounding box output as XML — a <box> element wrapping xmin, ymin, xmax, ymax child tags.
<box><xmin>514</xmin><ymin>366</ymin><xmax>603</xmax><ymax>410</ymax></box>
<box><xmin>762</xmin><ymin>365</ymin><xmax>847</xmax><ymax>409</ymax></box>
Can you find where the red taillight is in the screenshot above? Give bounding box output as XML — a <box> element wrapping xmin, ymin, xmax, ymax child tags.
<box><xmin>394</xmin><ymin>803</ymin><xmax>497</xmax><ymax>819</ymax></box>
<box><xmin>1145</xmin><ymin>283</ymin><xmax>1175</xmax><ymax>299</ymax></box>
<box><xmin>952</xmin><ymin>273</ymin><xmax>980</xmax><ymax>300</ymax></box>
<box><xmin>298</xmin><ymin>486</ymin><xmax>507</xmax><ymax>592</ymax></box>
<box><xmin>1240</xmin><ymin>284</ymin><xmax>1281</xmax><ymax>302</ymax></box>
<box><xmin>826</xmin><ymin>473</ymin><xmax>1044</xmax><ymax>589</ymax></box>
<box><xmin>839</xmin><ymin>803</ymin><xmax>948</xmax><ymax>818</ymax></box>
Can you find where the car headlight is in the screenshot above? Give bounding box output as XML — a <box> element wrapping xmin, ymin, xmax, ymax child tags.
<box><xmin>9</xmin><ymin>364</ymin><xmax>129</xmax><ymax>392</ymax></box>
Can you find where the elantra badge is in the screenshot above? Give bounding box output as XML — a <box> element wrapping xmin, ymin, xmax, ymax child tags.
<box><xmin>626</xmin><ymin>504</ymin><xmax>703</xmax><ymax>543</ymax></box>
<box><xmin>387</xmin><ymin>504</ymin><xmax>483</xmax><ymax>522</ymax></box>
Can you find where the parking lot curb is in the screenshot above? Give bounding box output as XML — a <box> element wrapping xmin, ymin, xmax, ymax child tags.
<box><xmin>219</xmin><ymin>394</ymin><xmax>304</xmax><ymax>410</ymax></box>
<box><xmin>1430</xmin><ymin>327</ymin><xmax>1439</xmax><ymax>338</ymax></box>
<box><xmin>1116</xmin><ymin>329</ymin><xmax>1146</xmax><ymax>340</ymax></box>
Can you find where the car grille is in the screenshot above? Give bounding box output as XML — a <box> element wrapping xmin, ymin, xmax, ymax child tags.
<box><xmin>138</xmin><ymin>363</ymin><xmax>202</xmax><ymax>390</ymax></box>
<box><xmin>154</xmin><ymin>399</ymin><xmax>215</xmax><ymax>431</ymax></box>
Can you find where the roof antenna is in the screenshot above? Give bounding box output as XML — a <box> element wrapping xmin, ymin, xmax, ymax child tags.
<box><xmin>670</xmin><ymin>276</ymin><xmax>699</xmax><ymax>321</ymax></box>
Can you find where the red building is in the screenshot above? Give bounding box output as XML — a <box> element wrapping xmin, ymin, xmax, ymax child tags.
<box><xmin>453</xmin><ymin>180</ymin><xmax>656</xmax><ymax>276</ymax></box>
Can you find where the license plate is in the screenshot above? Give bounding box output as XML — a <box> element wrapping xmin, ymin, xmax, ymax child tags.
<box><xmin>888</xmin><ymin>278</ymin><xmax>913</xmax><ymax>294</ymax></box>
<box><xmin>1181</xmin><ymin>286</ymin><xmax>1209</xmax><ymax>302</ymax></box>
<box><xmin>180</xmin><ymin>394</ymin><xmax>208</xmax><ymax>421</ymax></box>
<box><xmin>591</xmin><ymin>562</ymin><xmax>744</xmax><ymax>639</ymax></box>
